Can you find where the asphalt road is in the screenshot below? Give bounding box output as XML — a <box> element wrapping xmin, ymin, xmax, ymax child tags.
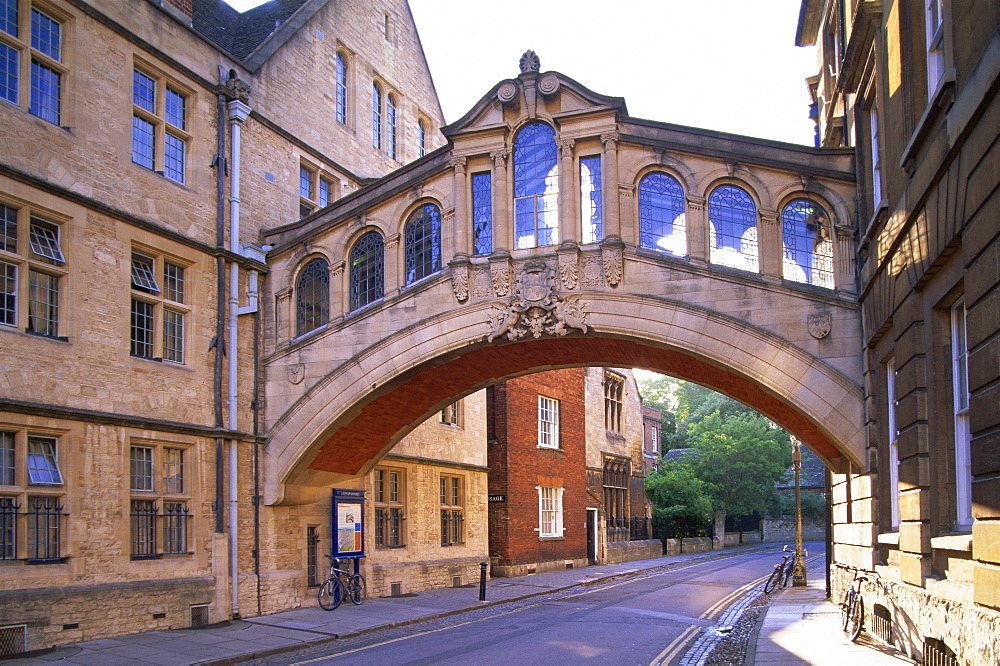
<box><xmin>262</xmin><ymin>547</ymin><xmax>799</xmax><ymax>665</ymax></box>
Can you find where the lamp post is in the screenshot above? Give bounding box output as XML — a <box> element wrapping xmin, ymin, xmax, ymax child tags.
<box><xmin>792</xmin><ymin>437</ymin><xmax>807</xmax><ymax>586</ymax></box>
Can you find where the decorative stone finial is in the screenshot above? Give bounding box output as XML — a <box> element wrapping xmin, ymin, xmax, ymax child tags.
<box><xmin>519</xmin><ymin>50</ymin><xmax>540</xmax><ymax>73</ymax></box>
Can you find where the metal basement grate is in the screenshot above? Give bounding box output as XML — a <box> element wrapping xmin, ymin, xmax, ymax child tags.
<box><xmin>923</xmin><ymin>637</ymin><xmax>959</xmax><ymax>666</ymax></box>
<box><xmin>0</xmin><ymin>625</ymin><xmax>27</xmax><ymax>656</ymax></box>
<box><xmin>871</xmin><ymin>604</ymin><xmax>892</xmax><ymax>643</ymax></box>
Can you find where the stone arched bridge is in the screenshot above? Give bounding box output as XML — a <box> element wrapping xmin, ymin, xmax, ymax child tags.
<box><xmin>259</xmin><ymin>60</ymin><xmax>860</xmax><ymax>505</ymax></box>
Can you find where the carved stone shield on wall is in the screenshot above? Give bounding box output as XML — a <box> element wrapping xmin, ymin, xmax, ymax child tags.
<box><xmin>486</xmin><ymin>259</ymin><xmax>590</xmax><ymax>342</ymax></box>
<box><xmin>808</xmin><ymin>312</ymin><xmax>833</xmax><ymax>339</ymax></box>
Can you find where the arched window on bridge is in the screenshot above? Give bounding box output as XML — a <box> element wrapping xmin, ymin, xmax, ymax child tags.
<box><xmin>709</xmin><ymin>185</ymin><xmax>758</xmax><ymax>272</ymax></box>
<box><xmin>638</xmin><ymin>172</ymin><xmax>686</xmax><ymax>255</ymax></box>
<box><xmin>781</xmin><ymin>199</ymin><xmax>834</xmax><ymax>288</ymax></box>
<box><xmin>295</xmin><ymin>257</ymin><xmax>329</xmax><ymax>337</ymax></box>
<box><xmin>350</xmin><ymin>231</ymin><xmax>384</xmax><ymax>311</ymax></box>
<box><xmin>404</xmin><ymin>203</ymin><xmax>442</xmax><ymax>285</ymax></box>
<box><xmin>513</xmin><ymin>121</ymin><xmax>559</xmax><ymax>249</ymax></box>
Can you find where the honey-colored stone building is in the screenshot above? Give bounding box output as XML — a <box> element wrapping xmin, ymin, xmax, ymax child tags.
<box><xmin>798</xmin><ymin>0</ymin><xmax>1000</xmax><ymax>662</ymax></box>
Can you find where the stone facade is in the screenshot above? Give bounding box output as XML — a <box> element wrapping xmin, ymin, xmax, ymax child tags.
<box><xmin>797</xmin><ymin>0</ymin><xmax>1000</xmax><ymax>662</ymax></box>
<box><xmin>641</xmin><ymin>403</ymin><xmax>663</xmax><ymax>476</ymax></box>
<box><xmin>0</xmin><ymin>0</ymin><xmax>446</xmax><ymax>652</ymax></box>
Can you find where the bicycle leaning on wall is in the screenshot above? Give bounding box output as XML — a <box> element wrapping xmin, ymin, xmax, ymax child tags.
<box><xmin>318</xmin><ymin>555</ymin><xmax>367</xmax><ymax>610</ymax></box>
<box><xmin>838</xmin><ymin>565</ymin><xmax>879</xmax><ymax>641</ymax></box>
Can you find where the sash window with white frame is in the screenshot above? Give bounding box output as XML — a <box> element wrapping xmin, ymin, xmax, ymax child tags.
<box><xmin>537</xmin><ymin>486</ymin><xmax>563</xmax><ymax>538</ymax></box>
<box><xmin>538</xmin><ymin>395</ymin><xmax>560</xmax><ymax>449</ymax></box>
<box><xmin>952</xmin><ymin>299</ymin><xmax>971</xmax><ymax>528</ymax></box>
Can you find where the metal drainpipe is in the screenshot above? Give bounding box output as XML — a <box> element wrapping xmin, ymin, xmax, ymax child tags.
<box><xmin>213</xmin><ymin>84</ymin><xmax>227</xmax><ymax>536</ymax></box>
<box><xmin>227</xmin><ymin>97</ymin><xmax>251</xmax><ymax>618</ymax></box>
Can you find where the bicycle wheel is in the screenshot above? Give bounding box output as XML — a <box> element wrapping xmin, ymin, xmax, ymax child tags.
<box><xmin>841</xmin><ymin>590</ymin><xmax>854</xmax><ymax>631</ymax></box>
<box><xmin>780</xmin><ymin>559</ymin><xmax>794</xmax><ymax>588</ymax></box>
<box><xmin>764</xmin><ymin>568</ymin><xmax>781</xmax><ymax>594</ymax></box>
<box><xmin>318</xmin><ymin>577</ymin><xmax>344</xmax><ymax>610</ymax></box>
<box><xmin>350</xmin><ymin>574</ymin><xmax>367</xmax><ymax>605</ymax></box>
<box><xmin>847</xmin><ymin>594</ymin><xmax>864</xmax><ymax>642</ymax></box>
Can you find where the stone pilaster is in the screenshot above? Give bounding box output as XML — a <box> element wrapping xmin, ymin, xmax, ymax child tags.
<box><xmin>686</xmin><ymin>195</ymin><xmax>707</xmax><ymax>264</ymax></box>
<box><xmin>450</xmin><ymin>155</ymin><xmax>469</xmax><ymax>258</ymax></box>
<box><xmin>557</xmin><ymin>138</ymin><xmax>576</xmax><ymax>245</ymax></box>
<box><xmin>601</xmin><ymin>131</ymin><xmax>620</xmax><ymax>239</ymax></box>
<box><xmin>490</xmin><ymin>147</ymin><xmax>510</xmax><ymax>252</ymax></box>
<box><xmin>758</xmin><ymin>209</ymin><xmax>781</xmax><ymax>282</ymax></box>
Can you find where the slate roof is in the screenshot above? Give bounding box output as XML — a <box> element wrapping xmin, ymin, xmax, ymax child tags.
<box><xmin>193</xmin><ymin>0</ymin><xmax>310</xmax><ymax>62</ymax></box>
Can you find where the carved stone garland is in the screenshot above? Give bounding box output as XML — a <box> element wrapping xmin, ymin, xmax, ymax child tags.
<box><xmin>486</xmin><ymin>259</ymin><xmax>590</xmax><ymax>343</ymax></box>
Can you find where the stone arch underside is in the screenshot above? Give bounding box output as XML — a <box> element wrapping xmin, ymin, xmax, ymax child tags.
<box><xmin>264</xmin><ymin>295</ymin><xmax>863</xmax><ymax>505</ymax></box>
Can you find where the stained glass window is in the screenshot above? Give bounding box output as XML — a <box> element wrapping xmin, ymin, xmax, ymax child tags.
<box><xmin>404</xmin><ymin>204</ymin><xmax>441</xmax><ymax>285</ymax></box>
<box><xmin>580</xmin><ymin>156</ymin><xmax>602</xmax><ymax>243</ymax></box>
<box><xmin>296</xmin><ymin>258</ymin><xmax>329</xmax><ymax>337</ymax></box>
<box><xmin>781</xmin><ymin>199</ymin><xmax>833</xmax><ymax>287</ymax></box>
<box><xmin>472</xmin><ymin>172</ymin><xmax>492</xmax><ymax>256</ymax></box>
<box><xmin>350</xmin><ymin>231</ymin><xmax>384</xmax><ymax>311</ymax></box>
<box><xmin>639</xmin><ymin>173</ymin><xmax>686</xmax><ymax>255</ymax></box>
<box><xmin>513</xmin><ymin>122</ymin><xmax>559</xmax><ymax>249</ymax></box>
<box><xmin>709</xmin><ymin>185</ymin><xmax>757</xmax><ymax>272</ymax></box>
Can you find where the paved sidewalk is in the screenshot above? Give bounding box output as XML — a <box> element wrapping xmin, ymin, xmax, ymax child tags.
<box><xmin>9</xmin><ymin>543</ymin><xmax>775</xmax><ymax>665</ymax></box>
<box><xmin>747</xmin><ymin>569</ymin><xmax>915</xmax><ymax>665</ymax></box>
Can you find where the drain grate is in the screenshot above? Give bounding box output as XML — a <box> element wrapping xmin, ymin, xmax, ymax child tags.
<box><xmin>0</xmin><ymin>625</ymin><xmax>26</xmax><ymax>657</ymax></box>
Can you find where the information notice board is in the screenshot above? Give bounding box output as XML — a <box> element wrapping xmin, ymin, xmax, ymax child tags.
<box><xmin>331</xmin><ymin>488</ymin><xmax>365</xmax><ymax>558</ymax></box>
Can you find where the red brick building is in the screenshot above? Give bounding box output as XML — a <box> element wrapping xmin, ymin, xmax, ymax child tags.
<box><xmin>487</xmin><ymin>368</ymin><xmax>589</xmax><ymax>576</ymax></box>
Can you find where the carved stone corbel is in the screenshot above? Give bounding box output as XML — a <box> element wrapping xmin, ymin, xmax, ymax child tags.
<box><xmin>385</xmin><ymin>233</ymin><xmax>400</xmax><ymax>250</ymax></box>
<box><xmin>686</xmin><ymin>194</ymin><xmax>706</xmax><ymax>212</ymax></box>
<box><xmin>600</xmin><ymin>237</ymin><xmax>625</xmax><ymax>287</ymax></box>
<box><xmin>330</xmin><ymin>261</ymin><xmax>345</xmax><ymax>279</ymax></box>
<box><xmin>556</xmin><ymin>242</ymin><xmax>580</xmax><ymax>290</ymax></box>
<box><xmin>489</xmin><ymin>252</ymin><xmax>512</xmax><ymax>296</ymax></box>
<box><xmin>449</xmin><ymin>255</ymin><xmax>471</xmax><ymax>302</ymax></box>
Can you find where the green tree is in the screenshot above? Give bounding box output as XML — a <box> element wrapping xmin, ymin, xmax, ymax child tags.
<box><xmin>687</xmin><ymin>412</ymin><xmax>792</xmax><ymax>524</ymax></box>
<box><xmin>644</xmin><ymin>463</ymin><xmax>714</xmax><ymax>536</ymax></box>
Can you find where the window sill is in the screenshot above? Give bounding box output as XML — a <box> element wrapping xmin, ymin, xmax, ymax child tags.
<box><xmin>876</xmin><ymin>531</ymin><xmax>899</xmax><ymax>546</ymax></box>
<box><xmin>930</xmin><ymin>533</ymin><xmax>972</xmax><ymax>552</ymax></box>
<box><xmin>536</xmin><ymin>445</ymin><xmax>563</xmax><ymax>452</ymax></box>
<box><xmin>538</xmin><ymin>536</ymin><xmax>565</xmax><ymax>542</ymax></box>
<box><xmin>130</xmin><ymin>554</ymin><xmax>164</xmax><ymax>561</ymax></box>
<box><xmin>25</xmin><ymin>329</ymin><xmax>69</xmax><ymax>343</ymax></box>
<box><xmin>26</xmin><ymin>557</ymin><xmax>69</xmax><ymax>565</ymax></box>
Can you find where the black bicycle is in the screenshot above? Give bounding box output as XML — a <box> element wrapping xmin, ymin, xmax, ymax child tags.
<box><xmin>839</xmin><ymin>566</ymin><xmax>877</xmax><ymax>641</ymax></box>
<box><xmin>317</xmin><ymin>555</ymin><xmax>367</xmax><ymax>610</ymax></box>
<box><xmin>764</xmin><ymin>545</ymin><xmax>804</xmax><ymax>593</ymax></box>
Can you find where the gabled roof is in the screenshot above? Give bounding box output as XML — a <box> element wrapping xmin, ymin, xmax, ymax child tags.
<box><xmin>193</xmin><ymin>0</ymin><xmax>320</xmax><ymax>69</ymax></box>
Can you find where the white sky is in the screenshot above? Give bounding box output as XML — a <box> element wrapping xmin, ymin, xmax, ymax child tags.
<box><xmin>224</xmin><ymin>0</ymin><xmax>818</xmax><ymax>145</ymax></box>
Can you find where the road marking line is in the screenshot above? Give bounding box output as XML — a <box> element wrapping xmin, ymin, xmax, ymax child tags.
<box><xmin>650</xmin><ymin>624</ymin><xmax>700</xmax><ymax>666</ymax></box>
<box><xmin>291</xmin><ymin>603</ymin><xmax>542</xmax><ymax>664</ymax></box>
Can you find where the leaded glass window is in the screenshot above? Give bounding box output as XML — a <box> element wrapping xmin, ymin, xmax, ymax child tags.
<box><xmin>639</xmin><ymin>173</ymin><xmax>686</xmax><ymax>255</ymax></box>
<box><xmin>513</xmin><ymin>122</ymin><xmax>559</xmax><ymax>249</ymax></box>
<box><xmin>163</xmin><ymin>447</ymin><xmax>183</xmax><ymax>494</ymax></box>
<box><xmin>296</xmin><ymin>257</ymin><xmax>329</xmax><ymax>337</ymax></box>
<box><xmin>28</xmin><ymin>218</ymin><xmax>64</xmax><ymax>263</ymax></box>
<box><xmin>781</xmin><ymin>199</ymin><xmax>833</xmax><ymax>288</ymax></box>
<box><xmin>163</xmin><ymin>309</ymin><xmax>184</xmax><ymax>363</ymax></box>
<box><xmin>131</xmin><ymin>252</ymin><xmax>159</xmax><ymax>292</ymax></box>
<box><xmin>0</xmin><ymin>431</ymin><xmax>14</xmax><ymax>485</ymax></box>
<box><xmin>580</xmin><ymin>155</ymin><xmax>602</xmax><ymax>243</ymax></box>
<box><xmin>350</xmin><ymin>231</ymin><xmax>384</xmax><ymax>311</ymax></box>
<box><xmin>0</xmin><ymin>203</ymin><xmax>15</xmax><ymax>252</ymax></box>
<box><xmin>130</xmin><ymin>446</ymin><xmax>154</xmax><ymax>491</ymax></box>
<box><xmin>28</xmin><ymin>8</ymin><xmax>60</xmax><ymax>125</ymax></box>
<box><xmin>335</xmin><ymin>52</ymin><xmax>347</xmax><ymax>124</ymax></box>
<box><xmin>417</xmin><ymin>119</ymin><xmax>426</xmax><ymax>157</ymax></box>
<box><xmin>371</xmin><ymin>82</ymin><xmax>382</xmax><ymax>149</ymax></box>
<box><xmin>0</xmin><ymin>261</ymin><xmax>15</xmax><ymax>326</ymax></box>
<box><xmin>472</xmin><ymin>172</ymin><xmax>492</xmax><ymax>255</ymax></box>
<box><xmin>709</xmin><ymin>185</ymin><xmax>757</xmax><ymax>272</ymax></box>
<box><xmin>404</xmin><ymin>203</ymin><xmax>441</xmax><ymax>285</ymax></box>
<box><xmin>130</xmin><ymin>298</ymin><xmax>154</xmax><ymax>357</ymax></box>
<box><xmin>26</xmin><ymin>436</ymin><xmax>61</xmax><ymax>485</ymax></box>
<box><xmin>27</xmin><ymin>496</ymin><xmax>62</xmax><ymax>560</ymax></box>
<box><xmin>386</xmin><ymin>94</ymin><xmax>397</xmax><ymax>160</ymax></box>
<box><xmin>27</xmin><ymin>268</ymin><xmax>57</xmax><ymax>336</ymax></box>
<box><xmin>0</xmin><ymin>42</ymin><xmax>17</xmax><ymax>105</ymax></box>
<box><xmin>162</xmin><ymin>501</ymin><xmax>188</xmax><ymax>554</ymax></box>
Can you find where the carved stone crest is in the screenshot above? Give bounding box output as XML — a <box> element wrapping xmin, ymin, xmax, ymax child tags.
<box><xmin>486</xmin><ymin>260</ymin><xmax>590</xmax><ymax>342</ymax></box>
<box><xmin>471</xmin><ymin>269</ymin><xmax>492</xmax><ymax>299</ymax></box>
<box><xmin>580</xmin><ymin>255</ymin><xmax>604</xmax><ymax>288</ymax></box>
<box><xmin>287</xmin><ymin>361</ymin><xmax>304</xmax><ymax>384</ymax></box>
<box><xmin>808</xmin><ymin>312</ymin><xmax>833</xmax><ymax>339</ymax></box>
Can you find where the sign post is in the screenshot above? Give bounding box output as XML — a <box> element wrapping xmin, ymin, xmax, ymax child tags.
<box><xmin>332</xmin><ymin>489</ymin><xmax>365</xmax><ymax>575</ymax></box>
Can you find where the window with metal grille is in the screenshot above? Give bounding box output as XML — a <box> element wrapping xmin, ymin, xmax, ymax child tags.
<box><xmin>871</xmin><ymin>604</ymin><xmax>892</xmax><ymax>644</ymax></box>
<box><xmin>129</xmin><ymin>442</ymin><xmax>190</xmax><ymax>558</ymax></box>
<box><xmin>709</xmin><ymin>185</ymin><xmax>757</xmax><ymax>272</ymax></box>
<box><xmin>26</xmin><ymin>495</ymin><xmax>63</xmax><ymax>560</ymax></box>
<box><xmin>349</xmin><ymin>231</ymin><xmax>384</xmax><ymax>311</ymax></box>
<box><xmin>374</xmin><ymin>468</ymin><xmax>404</xmax><ymax>548</ymax></box>
<box><xmin>307</xmin><ymin>526</ymin><xmax>320</xmax><ymax>586</ymax></box>
<box><xmin>604</xmin><ymin>373</ymin><xmax>624</xmax><ymax>433</ymax></box>
<box><xmin>538</xmin><ymin>395</ymin><xmax>559</xmax><ymax>449</ymax></box>
<box><xmin>580</xmin><ymin>155</ymin><xmax>602</xmax><ymax>243</ymax></box>
<box><xmin>0</xmin><ymin>496</ymin><xmax>18</xmax><ymax>560</ymax></box>
<box><xmin>781</xmin><ymin>200</ymin><xmax>833</xmax><ymax>288</ymax></box>
<box><xmin>0</xmin><ymin>625</ymin><xmax>27</xmax><ymax>658</ymax></box>
<box><xmin>538</xmin><ymin>486</ymin><xmax>563</xmax><ymax>537</ymax></box>
<box><xmin>471</xmin><ymin>172</ymin><xmax>492</xmax><ymax>255</ymax></box>
<box><xmin>130</xmin><ymin>498</ymin><xmax>157</xmax><ymax>558</ymax></box>
<box><xmin>639</xmin><ymin>172</ymin><xmax>686</xmax><ymax>255</ymax></box>
<box><xmin>404</xmin><ymin>203</ymin><xmax>441</xmax><ymax>285</ymax></box>
<box><xmin>440</xmin><ymin>475</ymin><xmax>463</xmax><ymax>546</ymax></box>
<box><xmin>513</xmin><ymin>122</ymin><xmax>559</xmax><ymax>249</ymax></box>
<box><xmin>923</xmin><ymin>637</ymin><xmax>958</xmax><ymax>666</ymax></box>
<box><xmin>162</xmin><ymin>501</ymin><xmax>188</xmax><ymax>554</ymax></box>
<box><xmin>296</xmin><ymin>257</ymin><xmax>330</xmax><ymax>337</ymax></box>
